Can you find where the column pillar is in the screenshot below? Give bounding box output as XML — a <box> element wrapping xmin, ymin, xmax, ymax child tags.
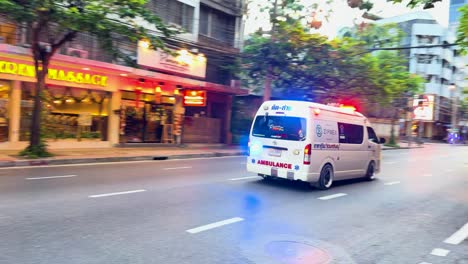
<box><xmin>224</xmin><ymin>95</ymin><xmax>233</xmax><ymax>144</ymax></box>
<box><xmin>108</xmin><ymin>90</ymin><xmax>121</xmax><ymax>146</ymax></box>
<box><xmin>9</xmin><ymin>81</ymin><xmax>21</xmax><ymax>143</ymax></box>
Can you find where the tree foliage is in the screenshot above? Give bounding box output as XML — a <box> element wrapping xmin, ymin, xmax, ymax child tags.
<box><xmin>239</xmin><ymin>19</ymin><xmax>424</xmax><ymax>110</ymax></box>
<box><xmin>347</xmin><ymin>0</ymin><xmax>442</xmax><ymax>10</ymax></box>
<box><xmin>0</xmin><ymin>0</ymin><xmax>174</xmax><ymax>157</ymax></box>
<box><xmin>457</xmin><ymin>5</ymin><xmax>468</xmax><ymax>49</ymax></box>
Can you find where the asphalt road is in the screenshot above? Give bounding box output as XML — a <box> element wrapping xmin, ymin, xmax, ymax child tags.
<box><xmin>0</xmin><ymin>144</ymin><xmax>467</xmax><ymax>264</ymax></box>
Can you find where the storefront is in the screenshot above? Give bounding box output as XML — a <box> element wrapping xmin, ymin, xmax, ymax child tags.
<box><xmin>0</xmin><ymin>44</ymin><xmax>246</xmax><ymax>150</ymax></box>
<box><xmin>0</xmin><ymin>80</ymin><xmax>10</xmax><ymax>142</ymax></box>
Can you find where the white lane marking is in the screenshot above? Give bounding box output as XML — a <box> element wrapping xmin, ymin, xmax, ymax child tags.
<box><xmin>430</xmin><ymin>248</ymin><xmax>450</xmax><ymax>257</ymax></box>
<box><xmin>229</xmin><ymin>176</ymin><xmax>258</xmax><ymax>181</ymax></box>
<box><xmin>318</xmin><ymin>193</ymin><xmax>347</xmax><ymax>200</ymax></box>
<box><xmin>444</xmin><ymin>222</ymin><xmax>468</xmax><ymax>245</ymax></box>
<box><xmin>422</xmin><ymin>173</ymin><xmax>433</xmax><ymax>177</ymax></box>
<box><xmin>26</xmin><ymin>175</ymin><xmax>77</xmax><ymax>180</ymax></box>
<box><xmin>88</xmin><ymin>189</ymin><xmax>146</xmax><ymax>198</ymax></box>
<box><xmin>384</xmin><ymin>181</ymin><xmax>401</xmax><ymax>186</ymax></box>
<box><xmin>418</xmin><ymin>262</ymin><xmax>432</xmax><ymax>264</ymax></box>
<box><xmin>0</xmin><ymin>156</ymin><xmax>245</xmax><ymax>170</ymax></box>
<box><xmin>163</xmin><ymin>166</ymin><xmax>192</xmax><ymax>170</ymax></box>
<box><xmin>186</xmin><ymin>217</ymin><xmax>244</xmax><ymax>234</ymax></box>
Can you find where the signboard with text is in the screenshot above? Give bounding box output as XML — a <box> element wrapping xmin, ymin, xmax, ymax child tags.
<box><xmin>413</xmin><ymin>94</ymin><xmax>435</xmax><ymax>121</ymax></box>
<box><xmin>137</xmin><ymin>42</ymin><xmax>207</xmax><ymax>79</ymax></box>
<box><xmin>183</xmin><ymin>90</ymin><xmax>206</xmax><ymax>107</ymax></box>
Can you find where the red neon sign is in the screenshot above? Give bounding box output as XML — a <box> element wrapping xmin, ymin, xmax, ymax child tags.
<box><xmin>183</xmin><ymin>90</ymin><xmax>206</xmax><ymax>107</ymax></box>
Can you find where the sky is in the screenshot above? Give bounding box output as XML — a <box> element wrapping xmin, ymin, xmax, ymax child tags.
<box><xmin>244</xmin><ymin>0</ymin><xmax>449</xmax><ymax>38</ymax></box>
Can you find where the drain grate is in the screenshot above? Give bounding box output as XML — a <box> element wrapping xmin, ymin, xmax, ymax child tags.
<box><xmin>265</xmin><ymin>240</ymin><xmax>331</xmax><ymax>264</ymax></box>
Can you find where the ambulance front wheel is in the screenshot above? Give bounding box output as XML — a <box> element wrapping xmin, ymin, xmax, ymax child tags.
<box><xmin>364</xmin><ymin>161</ymin><xmax>376</xmax><ymax>181</ymax></box>
<box><xmin>316</xmin><ymin>164</ymin><xmax>334</xmax><ymax>190</ymax></box>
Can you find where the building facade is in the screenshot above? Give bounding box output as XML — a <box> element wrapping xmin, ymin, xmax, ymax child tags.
<box><xmin>0</xmin><ymin>0</ymin><xmax>247</xmax><ymax>150</ymax></box>
<box><xmin>376</xmin><ymin>12</ymin><xmax>466</xmax><ymax>140</ymax></box>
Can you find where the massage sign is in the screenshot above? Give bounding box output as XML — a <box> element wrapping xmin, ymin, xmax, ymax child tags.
<box><xmin>0</xmin><ymin>60</ymin><xmax>108</xmax><ymax>87</ymax></box>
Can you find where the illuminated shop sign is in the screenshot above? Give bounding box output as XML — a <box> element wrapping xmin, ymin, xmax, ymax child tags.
<box><xmin>413</xmin><ymin>94</ymin><xmax>435</xmax><ymax>121</ymax></box>
<box><xmin>0</xmin><ymin>60</ymin><xmax>108</xmax><ymax>87</ymax></box>
<box><xmin>137</xmin><ymin>42</ymin><xmax>207</xmax><ymax>79</ymax></box>
<box><xmin>183</xmin><ymin>90</ymin><xmax>206</xmax><ymax>107</ymax></box>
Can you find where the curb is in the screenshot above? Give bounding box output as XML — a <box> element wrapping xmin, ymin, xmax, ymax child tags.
<box><xmin>0</xmin><ymin>147</ymin><xmax>421</xmax><ymax>168</ymax></box>
<box><xmin>0</xmin><ymin>151</ymin><xmax>248</xmax><ymax>168</ymax></box>
<box><xmin>382</xmin><ymin>146</ymin><xmax>424</xmax><ymax>150</ymax></box>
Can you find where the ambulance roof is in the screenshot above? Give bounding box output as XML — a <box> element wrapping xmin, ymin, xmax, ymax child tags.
<box><xmin>261</xmin><ymin>100</ymin><xmax>366</xmax><ymax>118</ymax></box>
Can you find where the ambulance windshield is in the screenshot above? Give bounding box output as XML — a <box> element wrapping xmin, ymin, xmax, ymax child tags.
<box><xmin>252</xmin><ymin>115</ymin><xmax>306</xmax><ymax>141</ymax></box>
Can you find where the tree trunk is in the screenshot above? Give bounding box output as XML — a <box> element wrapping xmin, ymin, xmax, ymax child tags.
<box><xmin>263</xmin><ymin>66</ymin><xmax>272</xmax><ymax>102</ymax></box>
<box><xmin>29</xmin><ymin>60</ymin><xmax>48</xmax><ymax>147</ymax></box>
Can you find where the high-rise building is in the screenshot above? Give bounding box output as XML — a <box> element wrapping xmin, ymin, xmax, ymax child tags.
<box><xmin>374</xmin><ymin>12</ymin><xmax>465</xmax><ymax>140</ymax></box>
<box><xmin>449</xmin><ymin>0</ymin><xmax>466</xmax><ymax>29</ymax></box>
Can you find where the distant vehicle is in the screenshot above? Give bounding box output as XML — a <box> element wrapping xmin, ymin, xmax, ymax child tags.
<box><xmin>246</xmin><ymin>100</ymin><xmax>385</xmax><ymax>190</ymax></box>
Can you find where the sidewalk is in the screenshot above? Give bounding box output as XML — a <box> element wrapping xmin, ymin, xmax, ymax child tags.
<box><xmin>0</xmin><ymin>144</ymin><xmax>421</xmax><ymax>168</ymax></box>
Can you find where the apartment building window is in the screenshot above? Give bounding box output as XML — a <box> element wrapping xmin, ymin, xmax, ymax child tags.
<box><xmin>199</xmin><ymin>5</ymin><xmax>236</xmax><ymax>45</ymax></box>
<box><xmin>417</xmin><ymin>54</ymin><xmax>433</xmax><ymax>64</ymax></box>
<box><xmin>148</xmin><ymin>0</ymin><xmax>195</xmax><ymax>33</ymax></box>
<box><xmin>417</xmin><ymin>35</ymin><xmax>436</xmax><ymax>44</ymax></box>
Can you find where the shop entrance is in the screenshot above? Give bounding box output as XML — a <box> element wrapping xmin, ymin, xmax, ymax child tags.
<box><xmin>121</xmin><ymin>100</ymin><xmax>174</xmax><ymax>143</ymax></box>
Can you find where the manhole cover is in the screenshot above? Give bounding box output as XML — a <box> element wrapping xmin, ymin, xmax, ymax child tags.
<box><xmin>265</xmin><ymin>240</ymin><xmax>331</xmax><ymax>264</ymax></box>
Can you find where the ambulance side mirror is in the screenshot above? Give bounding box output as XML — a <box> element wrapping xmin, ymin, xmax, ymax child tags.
<box><xmin>379</xmin><ymin>138</ymin><xmax>386</xmax><ymax>144</ymax></box>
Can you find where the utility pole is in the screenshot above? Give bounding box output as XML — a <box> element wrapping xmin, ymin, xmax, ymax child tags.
<box><xmin>450</xmin><ymin>84</ymin><xmax>458</xmax><ymax>133</ymax></box>
<box><xmin>263</xmin><ymin>0</ymin><xmax>278</xmax><ymax>102</ymax></box>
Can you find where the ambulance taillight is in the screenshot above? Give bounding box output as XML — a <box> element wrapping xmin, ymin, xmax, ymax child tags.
<box><xmin>304</xmin><ymin>144</ymin><xmax>311</xmax><ymax>165</ymax></box>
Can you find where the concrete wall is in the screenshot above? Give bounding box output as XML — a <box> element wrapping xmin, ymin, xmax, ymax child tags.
<box><xmin>369</xmin><ymin>118</ymin><xmax>400</xmax><ymax>141</ymax></box>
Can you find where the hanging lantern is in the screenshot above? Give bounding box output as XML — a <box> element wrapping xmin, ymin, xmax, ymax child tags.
<box><xmin>155</xmin><ymin>82</ymin><xmax>163</xmax><ymax>104</ymax></box>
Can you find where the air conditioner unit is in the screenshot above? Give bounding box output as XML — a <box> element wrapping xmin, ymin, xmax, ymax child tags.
<box><xmin>66</xmin><ymin>47</ymin><xmax>89</xmax><ymax>59</ymax></box>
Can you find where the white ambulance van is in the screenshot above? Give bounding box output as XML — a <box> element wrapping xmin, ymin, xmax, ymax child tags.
<box><xmin>246</xmin><ymin>100</ymin><xmax>385</xmax><ymax>190</ymax></box>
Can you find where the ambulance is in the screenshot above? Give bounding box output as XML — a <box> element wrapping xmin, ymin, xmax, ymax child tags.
<box><xmin>246</xmin><ymin>100</ymin><xmax>385</xmax><ymax>190</ymax></box>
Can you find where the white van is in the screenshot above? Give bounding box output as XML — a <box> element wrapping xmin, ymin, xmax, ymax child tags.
<box><xmin>246</xmin><ymin>100</ymin><xmax>385</xmax><ymax>189</ymax></box>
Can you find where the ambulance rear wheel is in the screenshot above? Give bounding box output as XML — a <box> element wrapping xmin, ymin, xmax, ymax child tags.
<box><xmin>316</xmin><ymin>164</ymin><xmax>333</xmax><ymax>190</ymax></box>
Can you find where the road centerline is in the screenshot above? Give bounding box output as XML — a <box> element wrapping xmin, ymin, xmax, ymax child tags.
<box><xmin>444</xmin><ymin>222</ymin><xmax>468</xmax><ymax>245</ymax></box>
<box><xmin>430</xmin><ymin>248</ymin><xmax>450</xmax><ymax>257</ymax></box>
<box><xmin>163</xmin><ymin>166</ymin><xmax>192</xmax><ymax>170</ymax></box>
<box><xmin>88</xmin><ymin>189</ymin><xmax>147</xmax><ymax>198</ymax></box>
<box><xmin>318</xmin><ymin>193</ymin><xmax>347</xmax><ymax>200</ymax></box>
<box><xmin>229</xmin><ymin>176</ymin><xmax>258</xmax><ymax>181</ymax></box>
<box><xmin>186</xmin><ymin>217</ymin><xmax>244</xmax><ymax>234</ymax></box>
<box><xmin>384</xmin><ymin>181</ymin><xmax>401</xmax><ymax>186</ymax></box>
<box><xmin>26</xmin><ymin>175</ymin><xmax>77</xmax><ymax>180</ymax></box>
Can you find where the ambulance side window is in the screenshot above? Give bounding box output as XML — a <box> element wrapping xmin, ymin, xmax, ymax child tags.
<box><xmin>338</xmin><ymin>123</ymin><xmax>364</xmax><ymax>144</ymax></box>
<box><xmin>367</xmin><ymin>127</ymin><xmax>379</xmax><ymax>143</ymax></box>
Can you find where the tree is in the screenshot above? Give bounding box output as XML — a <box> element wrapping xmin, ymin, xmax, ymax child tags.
<box><xmin>457</xmin><ymin>5</ymin><xmax>468</xmax><ymax>49</ymax></box>
<box><xmin>247</xmin><ymin>0</ymin><xmax>334</xmax><ymax>101</ymax></box>
<box><xmin>240</xmin><ymin>20</ymin><xmax>331</xmax><ymax>100</ymax></box>
<box><xmin>347</xmin><ymin>0</ymin><xmax>442</xmax><ymax>10</ymax></box>
<box><xmin>0</xmin><ymin>0</ymin><xmax>176</xmax><ymax>157</ymax></box>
